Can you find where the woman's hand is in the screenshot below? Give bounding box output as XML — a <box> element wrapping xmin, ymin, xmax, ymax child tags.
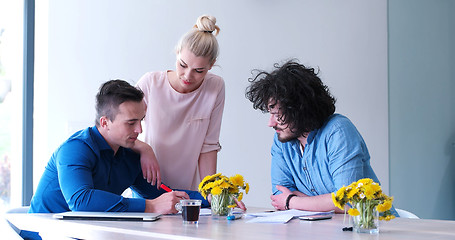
<box><xmin>133</xmin><ymin>140</ymin><xmax>161</xmax><ymax>187</ymax></box>
<box><xmin>234</xmin><ymin>197</ymin><xmax>247</xmax><ymax>211</ymax></box>
<box><xmin>139</xmin><ymin>148</ymin><xmax>161</xmax><ymax>186</ymax></box>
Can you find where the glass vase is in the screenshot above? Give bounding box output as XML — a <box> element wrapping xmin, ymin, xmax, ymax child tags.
<box><xmin>352</xmin><ymin>201</ymin><xmax>379</xmax><ymax>234</ymax></box>
<box><xmin>210</xmin><ymin>192</ymin><xmax>234</xmax><ymax>219</ymax></box>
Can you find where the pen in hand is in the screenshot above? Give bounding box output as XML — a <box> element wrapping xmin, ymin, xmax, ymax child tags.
<box><xmin>160</xmin><ymin>183</ymin><xmax>188</xmax><ymax>200</ymax></box>
<box><xmin>160</xmin><ymin>183</ymin><xmax>172</xmax><ymax>192</ymax></box>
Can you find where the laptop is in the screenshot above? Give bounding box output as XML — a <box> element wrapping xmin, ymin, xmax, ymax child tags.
<box><xmin>53</xmin><ymin>211</ymin><xmax>161</xmax><ymax>221</ymax></box>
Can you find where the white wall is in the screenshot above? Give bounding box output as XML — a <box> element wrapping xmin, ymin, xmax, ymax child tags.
<box><xmin>35</xmin><ymin>0</ymin><xmax>388</xmax><ymax>208</ymax></box>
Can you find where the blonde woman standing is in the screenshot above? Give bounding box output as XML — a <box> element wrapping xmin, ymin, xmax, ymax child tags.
<box><xmin>133</xmin><ymin>15</ymin><xmax>224</xmax><ymax>191</ymax></box>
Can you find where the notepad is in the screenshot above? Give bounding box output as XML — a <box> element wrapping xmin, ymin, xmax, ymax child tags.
<box><xmin>53</xmin><ymin>211</ymin><xmax>161</xmax><ymax>221</ymax></box>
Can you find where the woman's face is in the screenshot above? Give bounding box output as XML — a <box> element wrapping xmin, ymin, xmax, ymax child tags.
<box><xmin>174</xmin><ymin>48</ymin><xmax>214</xmax><ymax>93</ymax></box>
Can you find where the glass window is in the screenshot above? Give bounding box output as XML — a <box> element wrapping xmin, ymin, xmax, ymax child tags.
<box><xmin>0</xmin><ymin>0</ymin><xmax>24</xmax><ymax>212</ymax></box>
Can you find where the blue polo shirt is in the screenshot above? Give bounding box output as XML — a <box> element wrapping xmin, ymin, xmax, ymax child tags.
<box><xmin>271</xmin><ymin>114</ymin><xmax>381</xmax><ymax>195</ymax></box>
<box><xmin>29</xmin><ymin>126</ymin><xmax>205</xmax><ymax>213</ymax></box>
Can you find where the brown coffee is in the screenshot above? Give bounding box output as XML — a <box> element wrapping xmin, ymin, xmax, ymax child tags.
<box><xmin>182</xmin><ymin>205</ymin><xmax>200</xmax><ymax>222</ymax></box>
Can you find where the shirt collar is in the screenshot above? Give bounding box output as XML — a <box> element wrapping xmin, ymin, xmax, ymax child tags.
<box><xmin>90</xmin><ymin>126</ymin><xmax>127</xmax><ymax>158</ymax></box>
<box><xmin>305</xmin><ymin>114</ymin><xmax>336</xmax><ymax>145</ymax></box>
<box><xmin>307</xmin><ymin>131</ymin><xmax>316</xmax><ymax>145</ymax></box>
<box><xmin>290</xmin><ymin>131</ymin><xmax>316</xmax><ymax>156</ymax></box>
<box><xmin>90</xmin><ymin>126</ymin><xmax>113</xmax><ymax>152</ymax></box>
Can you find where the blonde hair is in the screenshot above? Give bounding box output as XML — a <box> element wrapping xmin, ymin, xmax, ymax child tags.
<box><xmin>176</xmin><ymin>15</ymin><xmax>220</xmax><ymax>64</ymax></box>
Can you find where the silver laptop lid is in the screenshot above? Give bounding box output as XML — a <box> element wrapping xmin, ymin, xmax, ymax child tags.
<box><xmin>53</xmin><ymin>211</ymin><xmax>161</xmax><ymax>221</ymax></box>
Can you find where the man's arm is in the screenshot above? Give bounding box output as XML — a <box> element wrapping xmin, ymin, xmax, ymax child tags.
<box><xmin>130</xmin><ymin>139</ymin><xmax>161</xmax><ymax>187</ymax></box>
<box><xmin>326</xmin><ymin>117</ymin><xmax>380</xmax><ymax>190</ymax></box>
<box><xmin>269</xmin><ymin>134</ymin><xmax>340</xmax><ymax>212</ymax></box>
<box><xmin>289</xmin><ymin>193</ymin><xmax>343</xmax><ymax>213</ymax></box>
<box><xmin>198</xmin><ymin>150</ymin><xmax>217</xmax><ymax>181</ymax></box>
<box><xmin>270</xmin><ymin>185</ymin><xmax>343</xmax><ymax>213</ymax></box>
<box><xmin>131</xmin><ymin>171</ymin><xmax>210</xmax><ymax>209</ymax></box>
<box><xmin>271</xmin><ymin>117</ymin><xmax>373</xmax><ymax>213</ymax></box>
<box><xmin>58</xmin><ymin>141</ymin><xmax>145</xmax><ymax>212</ymax></box>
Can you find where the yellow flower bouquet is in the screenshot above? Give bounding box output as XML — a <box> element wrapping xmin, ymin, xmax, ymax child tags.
<box><xmin>198</xmin><ymin>173</ymin><xmax>249</xmax><ymax>217</ymax></box>
<box><xmin>332</xmin><ymin>178</ymin><xmax>395</xmax><ymax>233</ymax></box>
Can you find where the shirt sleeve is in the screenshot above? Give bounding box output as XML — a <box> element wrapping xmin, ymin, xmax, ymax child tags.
<box><xmin>270</xmin><ymin>134</ymin><xmax>298</xmax><ymax>194</ymax></box>
<box><xmin>326</xmin><ymin>119</ymin><xmax>371</xmax><ymax>191</ymax></box>
<box><xmin>201</xmin><ymin>78</ymin><xmax>225</xmax><ymax>153</ymax></box>
<box><xmin>57</xmin><ymin>140</ymin><xmax>145</xmax><ymax>212</ymax></box>
<box><xmin>130</xmin><ymin>174</ymin><xmax>166</xmax><ymax>199</ymax></box>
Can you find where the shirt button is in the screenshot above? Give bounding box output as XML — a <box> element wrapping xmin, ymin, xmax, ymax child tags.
<box><xmin>311</xmin><ymin>189</ymin><xmax>316</xmax><ymax>192</ymax></box>
<box><xmin>303</xmin><ymin>167</ymin><xmax>307</xmax><ymax>171</ymax></box>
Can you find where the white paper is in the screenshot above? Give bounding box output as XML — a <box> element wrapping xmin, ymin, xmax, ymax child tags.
<box><xmin>245</xmin><ymin>209</ymin><xmax>333</xmax><ymax>224</ymax></box>
<box><xmin>199</xmin><ymin>208</ymin><xmax>212</xmax><ymax>216</ymax></box>
<box><xmin>246</xmin><ymin>214</ymin><xmax>294</xmax><ymax>223</ymax></box>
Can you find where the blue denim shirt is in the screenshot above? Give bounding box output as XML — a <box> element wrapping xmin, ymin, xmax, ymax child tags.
<box><xmin>271</xmin><ymin>114</ymin><xmax>381</xmax><ymax>196</ymax></box>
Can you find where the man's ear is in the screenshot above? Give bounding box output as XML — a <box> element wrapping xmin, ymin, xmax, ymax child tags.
<box><xmin>99</xmin><ymin>116</ymin><xmax>109</xmax><ymax>130</ymax></box>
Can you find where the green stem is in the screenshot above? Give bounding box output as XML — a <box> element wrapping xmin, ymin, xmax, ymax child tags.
<box><xmin>211</xmin><ymin>191</ymin><xmax>233</xmax><ymax>216</ymax></box>
<box><xmin>355</xmin><ymin>200</ymin><xmax>377</xmax><ymax>229</ymax></box>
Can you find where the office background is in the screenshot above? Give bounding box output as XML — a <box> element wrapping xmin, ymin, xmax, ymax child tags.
<box><xmin>30</xmin><ymin>0</ymin><xmax>454</xmax><ymax>220</ymax></box>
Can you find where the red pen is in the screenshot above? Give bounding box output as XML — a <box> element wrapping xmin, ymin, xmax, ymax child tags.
<box><xmin>160</xmin><ymin>183</ymin><xmax>172</xmax><ymax>192</ymax></box>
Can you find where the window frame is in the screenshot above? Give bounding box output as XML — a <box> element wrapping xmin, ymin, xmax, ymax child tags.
<box><xmin>22</xmin><ymin>0</ymin><xmax>34</xmax><ymax>206</ymax></box>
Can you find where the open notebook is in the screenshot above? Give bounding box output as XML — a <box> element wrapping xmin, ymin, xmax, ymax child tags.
<box><xmin>53</xmin><ymin>211</ymin><xmax>161</xmax><ymax>221</ymax></box>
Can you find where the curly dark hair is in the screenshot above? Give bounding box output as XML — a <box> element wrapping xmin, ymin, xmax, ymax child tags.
<box><xmin>95</xmin><ymin>79</ymin><xmax>144</xmax><ymax>126</ymax></box>
<box><xmin>245</xmin><ymin>60</ymin><xmax>336</xmax><ymax>136</ymax></box>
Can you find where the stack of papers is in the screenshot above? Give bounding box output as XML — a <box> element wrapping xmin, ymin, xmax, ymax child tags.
<box><xmin>199</xmin><ymin>208</ymin><xmax>212</xmax><ymax>216</ymax></box>
<box><xmin>245</xmin><ymin>209</ymin><xmax>332</xmax><ymax>224</ymax></box>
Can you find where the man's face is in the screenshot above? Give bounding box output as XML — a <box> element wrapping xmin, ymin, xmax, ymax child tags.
<box><xmin>267</xmin><ymin>102</ymin><xmax>299</xmax><ymax>143</ymax></box>
<box><xmin>103</xmin><ymin>100</ymin><xmax>146</xmax><ymax>151</ymax></box>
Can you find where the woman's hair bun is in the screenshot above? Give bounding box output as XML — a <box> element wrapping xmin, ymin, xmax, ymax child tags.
<box><xmin>194</xmin><ymin>15</ymin><xmax>220</xmax><ymax>36</ymax></box>
<box><xmin>175</xmin><ymin>14</ymin><xmax>220</xmax><ymax>63</ymax></box>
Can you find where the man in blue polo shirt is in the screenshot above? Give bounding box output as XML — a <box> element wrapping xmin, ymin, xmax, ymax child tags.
<box><xmin>246</xmin><ymin>60</ymin><xmax>396</xmax><ymax>215</ymax></box>
<box><xmin>29</xmin><ymin>80</ymin><xmax>204</xmax><ymax>214</ymax></box>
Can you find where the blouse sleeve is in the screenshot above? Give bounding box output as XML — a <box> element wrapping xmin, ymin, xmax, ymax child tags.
<box><xmin>200</xmin><ymin>77</ymin><xmax>225</xmax><ymax>153</ymax></box>
<box><xmin>135</xmin><ymin>72</ymin><xmax>152</xmax><ymax>105</ymax></box>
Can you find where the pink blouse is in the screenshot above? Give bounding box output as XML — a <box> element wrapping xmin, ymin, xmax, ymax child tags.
<box><xmin>136</xmin><ymin>71</ymin><xmax>224</xmax><ymax>190</ymax></box>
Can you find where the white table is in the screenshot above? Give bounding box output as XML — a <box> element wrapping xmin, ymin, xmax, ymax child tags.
<box><xmin>5</xmin><ymin>208</ymin><xmax>455</xmax><ymax>239</ymax></box>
